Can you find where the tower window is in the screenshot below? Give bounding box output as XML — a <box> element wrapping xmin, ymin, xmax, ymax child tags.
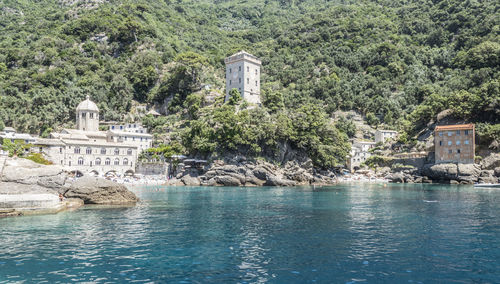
<box><xmin>247</xmin><ymin>66</ymin><xmax>249</xmax><ymax>72</ymax></box>
<box><xmin>230</xmin><ymin>80</ymin><xmax>232</xmax><ymax>85</ymax></box>
<box><xmin>239</xmin><ymin>78</ymin><xmax>241</xmax><ymax>83</ymax></box>
<box><xmin>255</xmin><ymin>80</ymin><xmax>257</xmax><ymax>86</ymax></box>
<box><xmin>82</xmin><ymin>112</ymin><xmax>86</xmax><ymax>118</ymax></box>
<box><xmin>90</xmin><ymin>113</ymin><xmax>94</xmax><ymax>119</ymax></box>
<box><xmin>247</xmin><ymin>78</ymin><xmax>249</xmax><ymax>84</ymax></box>
<box><xmin>239</xmin><ymin>66</ymin><xmax>241</xmax><ymax>71</ymax></box>
<box><xmin>229</xmin><ymin>68</ymin><xmax>232</xmax><ymax>73</ymax></box>
<box><xmin>255</xmin><ymin>69</ymin><xmax>257</xmax><ymax>75</ymax></box>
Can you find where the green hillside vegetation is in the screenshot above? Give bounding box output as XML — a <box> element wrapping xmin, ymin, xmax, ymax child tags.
<box><xmin>0</xmin><ymin>0</ymin><xmax>499</xmax><ymax>166</ymax></box>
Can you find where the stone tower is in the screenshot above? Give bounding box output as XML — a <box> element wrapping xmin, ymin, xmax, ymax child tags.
<box><xmin>76</xmin><ymin>95</ymin><xmax>99</xmax><ymax>132</ymax></box>
<box><xmin>225</xmin><ymin>51</ymin><xmax>261</xmax><ymax>105</ymax></box>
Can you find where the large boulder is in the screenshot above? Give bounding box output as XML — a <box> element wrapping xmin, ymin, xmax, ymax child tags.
<box><xmin>481</xmin><ymin>153</ymin><xmax>500</xmax><ymax>170</ymax></box>
<box><xmin>181</xmin><ymin>174</ymin><xmax>201</xmax><ymax>186</ymax></box>
<box><xmin>422</xmin><ymin>163</ymin><xmax>480</xmax><ymax>183</ymax></box>
<box><xmin>264</xmin><ymin>175</ymin><xmax>296</xmax><ymax>186</ymax></box>
<box><xmin>252</xmin><ymin>166</ymin><xmax>271</xmax><ymax>180</ymax></box>
<box><xmin>64</xmin><ymin>176</ymin><xmax>138</xmax><ymax>205</ymax></box>
<box><xmin>422</xmin><ymin>163</ymin><xmax>458</xmax><ymax>180</ymax></box>
<box><xmin>2</xmin><ymin>158</ymin><xmax>66</xmax><ymax>190</ymax></box>
<box><xmin>214</xmin><ymin>175</ymin><xmax>242</xmax><ymax>186</ymax></box>
<box><xmin>387</xmin><ymin>173</ymin><xmax>405</xmax><ymax>183</ymax></box>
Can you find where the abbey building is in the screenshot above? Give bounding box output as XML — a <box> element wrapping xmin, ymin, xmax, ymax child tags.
<box><xmin>33</xmin><ymin>96</ymin><xmax>152</xmax><ymax>176</ymax></box>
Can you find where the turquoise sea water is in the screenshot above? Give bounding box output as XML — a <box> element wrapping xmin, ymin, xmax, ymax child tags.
<box><xmin>1</xmin><ymin>184</ymin><xmax>499</xmax><ymax>283</ymax></box>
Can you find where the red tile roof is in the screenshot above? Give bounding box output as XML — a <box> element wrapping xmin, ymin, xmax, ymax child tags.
<box><xmin>435</xmin><ymin>124</ymin><xmax>474</xmax><ymax>131</ymax></box>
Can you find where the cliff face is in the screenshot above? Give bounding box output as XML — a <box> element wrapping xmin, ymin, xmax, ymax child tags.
<box><xmin>0</xmin><ymin>157</ymin><xmax>138</xmax><ymax>216</ymax></box>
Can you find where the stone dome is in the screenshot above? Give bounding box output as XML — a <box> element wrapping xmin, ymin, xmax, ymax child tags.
<box><xmin>76</xmin><ymin>95</ymin><xmax>99</xmax><ymax>112</ymax></box>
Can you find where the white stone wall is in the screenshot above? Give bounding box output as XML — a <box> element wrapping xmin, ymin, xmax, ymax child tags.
<box><xmin>375</xmin><ymin>131</ymin><xmax>398</xmax><ymax>144</ymax></box>
<box><xmin>225</xmin><ymin>52</ymin><xmax>261</xmax><ymax>105</ymax></box>
<box><xmin>38</xmin><ymin>145</ymin><xmax>66</xmax><ymax>166</ymax></box>
<box><xmin>242</xmin><ymin>61</ymin><xmax>261</xmax><ymax>104</ymax></box>
<box><xmin>64</xmin><ymin>144</ymin><xmax>137</xmax><ymax>175</ymax></box>
<box><xmin>76</xmin><ymin>110</ymin><xmax>99</xmax><ymax>132</ymax></box>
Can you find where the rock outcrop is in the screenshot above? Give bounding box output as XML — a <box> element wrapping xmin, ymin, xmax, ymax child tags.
<box><xmin>418</xmin><ymin>163</ymin><xmax>495</xmax><ymax>184</ymax></box>
<box><xmin>170</xmin><ymin>158</ymin><xmax>338</xmax><ymax>187</ymax></box>
<box><xmin>64</xmin><ymin>176</ymin><xmax>138</xmax><ymax>204</ymax></box>
<box><xmin>0</xmin><ymin>157</ymin><xmax>138</xmax><ymax>214</ymax></box>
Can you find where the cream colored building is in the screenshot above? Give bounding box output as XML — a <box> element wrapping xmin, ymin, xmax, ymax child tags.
<box><xmin>375</xmin><ymin>130</ymin><xmax>398</xmax><ymax>144</ymax></box>
<box><xmin>225</xmin><ymin>51</ymin><xmax>262</xmax><ymax>105</ymax></box>
<box><xmin>346</xmin><ymin>141</ymin><xmax>376</xmax><ymax>172</ymax></box>
<box><xmin>33</xmin><ymin>96</ymin><xmax>152</xmax><ymax>176</ymax></box>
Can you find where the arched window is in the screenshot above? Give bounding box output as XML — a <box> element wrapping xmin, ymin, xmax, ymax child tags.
<box><xmin>114</xmin><ymin>148</ymin><xmax>120</xmax><ymax>155</ymax></box>
<box><xmin>74</xmin><ymin>147</ymin><xmax>81</xmax><ymax>154</ymax></box>
<box><xmin>127</xmin><ymin>148</ymin><xmax>132</xmax><ymax>155</ymax></box>
<box><xmin>86</xmin><ymin>147</ymin><xmax>92</xmax><ymax>154</ymax></box>
<box><xmin>105</xmin><ymin>158</ymin><xmax>111</xmax><ymax>165</ymax></box>
<box><xmin>123</xmin><ymin>158</ymin><xmax>128</xmax><ymax>166</ymax></box>
<box><xmin>95</xmin><ymin>158</ymin><xmax>101</xmax><ymax>165</ymax></box>
<box><xmin>100</xmin><ymin>148</ymin><xmax>106</xmax><ymax>155</ymax></box>
<box><xmin>114</xmin><ymin>158</ymin><xmax>120</xmax><ymax>165</ymax></box>
<box><xmin>78</xmin><ymin>157</ymin><xmax>84</xmax><ymax>165</ymax></box>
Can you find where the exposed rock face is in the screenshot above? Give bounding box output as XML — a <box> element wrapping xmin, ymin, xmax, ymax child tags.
<box><xmin>181</xmin><ymin>174</ymin><xmax>201</xmax><ymax>186</ymax></box>
<box><xmin>1</xmin><ymin>158</ymin><xmax>138</xmax><ymax>208</ymax></box>
<box><xmin>172</xmin><ymin>158</ymin><xmax>338</xmax><ymax>187</ymax></box>
<box><xmin>481</xmin><ymin>153</ymin><xmax>500</xmax><ymax>170</ymax></box>
<box><xmin>421</xmin><ymin>163</ymin><xmax>484</xmax><ymax>184</ymax></box>
<box><xmin>64</xmin><ymin>176</ymin><xmax>138</xmax><ymax>204</ymax></box>
<box><xmin>1</xmin><ymin>158</ymin><xmax>66</xmax><ymax>195</ymax></box>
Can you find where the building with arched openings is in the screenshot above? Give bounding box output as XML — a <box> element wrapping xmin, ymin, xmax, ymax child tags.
<box><xmin>33</xmin><ymin>96</ymin><xmax>153</xmax><ymax>176</ymax></box>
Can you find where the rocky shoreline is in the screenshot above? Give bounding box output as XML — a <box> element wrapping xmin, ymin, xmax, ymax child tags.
<box><xmin>0</xmin><ymin>158</ymin><xmax>138</xmax><ymax>218</ymax></box>
<box><xmin>163</xmin><ymin>154</ymin><xmax>500</xmax><ymax>187</ymax></box>
<box><xmin>166</xmin><ymin>158</ymin><xmax>338</xmax><ymax>187</ymax></box>
<box><xmin>383</xmin><ymin>163</ymin><xmax>500</xmax><ymax>184</ymax></box>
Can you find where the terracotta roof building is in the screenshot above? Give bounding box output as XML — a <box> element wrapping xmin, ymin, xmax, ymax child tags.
<box><xmin>434</xmin><ymin>124</ymin><xmax>475</xmax><ymax>164</ymax></box>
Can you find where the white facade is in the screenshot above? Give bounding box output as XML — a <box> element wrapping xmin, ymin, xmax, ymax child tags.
<box><xmin>108</xmin><ymin>130</ymin><xmax>152</xmax><ymax>153</ymax></box>
<box><xmin>33</xmin><ymin>97</ymin><xmax>151</xmax><ymax>176</ymax></box>
<box><xmin>375</xmin><ymin>130</ymin><xmax>398</xmax><ymax>144</ymax></box>
<box><xmin>76</xmin><ymin>96</ymin><xmax>100</xmax><ymax>132</ymax></box>
<box><xmin>225</xmin><ymin>51</ymin><xmax>261</xmax><ymax>105</ymax></box>
<box><xmin>0</xmin><ymin>128</ymin><xmax>37</xmax><ymax>144</ymax></box>
<box><xmin>347</xmin><ymin>141</ymin><xmax>376</xmax><ymax>172</ymax></box>
<box><xmin>109</xmin><ymin>123</ymin><xmax>148</xmax><ymax>134</ymax></box>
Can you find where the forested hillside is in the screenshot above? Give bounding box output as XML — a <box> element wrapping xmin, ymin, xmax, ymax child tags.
<box><xmin>0</xmin><ymin>0</ymin><xmax>499</xmax><ymax>165</ymax></box>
